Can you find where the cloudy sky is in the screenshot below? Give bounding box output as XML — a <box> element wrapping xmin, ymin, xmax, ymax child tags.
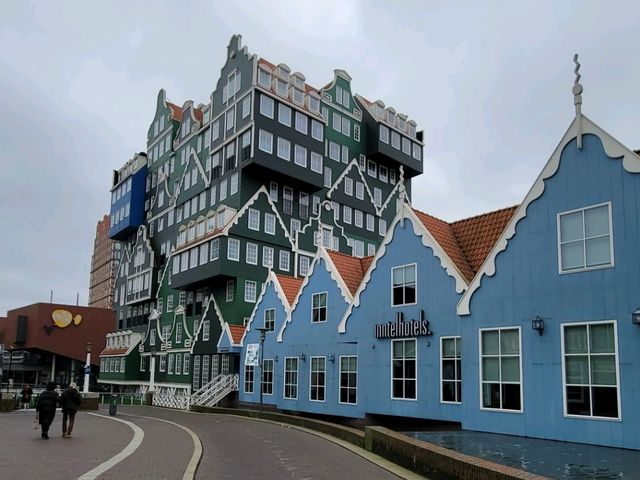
<box><xmin>1</xmin><ymin>1</ymin><xmax>638</xmax><ymax>314</ymax></box>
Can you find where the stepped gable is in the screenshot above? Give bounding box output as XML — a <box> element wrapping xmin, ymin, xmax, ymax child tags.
<box><xmin>275</xmin><ymin>274</ymin><xmax>304</xmax><ymax>306</ymax></box>
<box><xmin>228</xmin><ymin>325</ymin><xmax>245</xmax><ymax>344</ymax></box>
<box><xmin>327</xmin><ymin>250</ymin><xmax>373</xmax><ymax>296</ymax></box>
<box><xmin>450</xmin><ymin>206</ymin><xmax>519</xmax><ymax>274</ymax></box>
<box><xmin>413</xmin><ymin>209</ymin><xmax>475</xmax><ymax>281</ymax></box>
<box><xmin>166</xmin><ymin>101</ymin><xmax>183</xmax><ymax>122</ymax></box>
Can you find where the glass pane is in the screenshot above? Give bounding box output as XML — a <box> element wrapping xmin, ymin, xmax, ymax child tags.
<box><xmin>592</xmin><ymin>386</ymin><xmax>618</xmax><ymax>418</ymax></box>
<box><xmin>405</xmin><ymin>359</ymin><xmax>416</xmax><ymax>379</ymax></box>
<box><xmin>405</xmin><ymin>340</ymin><xmax>416</xmax><ymax>358</ymax></box>
<box><xmin>482</xmin><ymin>383</ymin><xmax>500</xmax><ymax>408</ymax></box>
<box><xmin>565</xmin><ymin>355</ymin><xmax>589</xmax><ymax>384</ymax></box>
<box><xmin>405</xmin><ymin>379</ymin><xmax>416</xmax><ymax>399</ymax></box>
<box><xmin>560</xmin><ymin>211</ymin><xmax>583</xmax><ymax>242</ymax></box>
<box><xmin>585</xmin><ymin>205</ymin><xmax>609</xmax><ymax>237</ymax></box>
<box><xmin>393</xmin><ymin>287</ymin><xmax>403</xmax><ymax>305</ymax></box>
<box><xmin>442</xmin><ymin>360</ymin><xmax>456</xmax><ymax>380</ymax></box>
<box><xmin>443</xmin><ymin>338</ymin><xmax>455</xmax><ymax>358</ymax></box>
<box><xmin>442</xmin><ymin>382</ymin><xmax>456</xmax><ymax>402</ymax></box>
<box><xmin>482</xmin><ymin>357</ymin><xmax>500</xmax><ymax>382</ymax></box>
<box><xmin>591</xmin><ymin>355</ymin><xmax>616</xmax><ymax>385</ymax></box>
<box><xmin>482</xmin><ymin>331</ymin><xmax>499</xmax><ymax>355</ymax></box>
<box><xmin>561</xmin><ymin>241</ymin><xmax>584</xmax><ymax>270</ymax></box>
<box><xmin>393</xmin><ymin>360</ymin><xmax>403</xmax><ymax>379</ymax></box>
<box><xmin>566</xmin><ymin>386</ymin><xmax>591</xmax><ymax>415</ymax></box>
<box><xmin>502</xmin><ymin>384</ymin><xmax>521</xmax><ymax>410</ymax></box>
<box><xmin>564</xmin><ymin>325</ymin><xmax>588</xmax><ymax>354</ymax></box>
<box><xmin>392</xmin><ymin>268</ymin><xmax>403</xmax><ymax>286</ymax></box>
<box><xmin>349</xmin><ymin>357</ymin><xmax>357</xmax><ymax>371</ymax></box>
<box><xmin>393</xmin><ymin>341</ymin><xmax>404</xmax><ymax>358</ymax></box>
<box><xmin>405</xmin><ymin>265</ymin><xmax>416</xmax><ymax>283</ymax></box>
<box><xmin>405</xmin><ymin>285</ymin><xmax>416</xmax><ymax>304</ymax></box>
<box><xmin>586</xmin><ymin>237</ymin><xmax>611</xmax><ymax>267</ymax></box>
<box><xmin>590</xmin><ymin>323</ymin><xmax>615</xmax><ymax>353</ymax></box>
<box><xmin>455</xmin><ymin>338</ymin><xmax>461</xmax><ymax>356</ymax></box>
<box><xmin>501</xmin><ymin>357</ymin><xmax>520</xmax><ymax>382</ymax></box>
<box><xmin>392</xmin><ymin>380</ymin><xmax>404</xmax><ymax>398</ymax></box>
<box><xmin>500</xmin><ymin>330</ymin><xmax>519</xmax><ymax>355</ymax></box>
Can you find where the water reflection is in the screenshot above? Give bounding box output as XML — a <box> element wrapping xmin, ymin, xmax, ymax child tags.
<box><xmin>405</xmin><ymin>431</ymin><xmax>633</xmax><ymax>479</ymax></box>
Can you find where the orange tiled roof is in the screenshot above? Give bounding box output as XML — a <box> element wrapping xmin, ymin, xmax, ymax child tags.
<box><xmin>193</xmin><ymin>107</ymin><xmax>203</xmax><ymax>124</ymax></box>
<box><xmin>327</xmin><ymin>251</ymin><xmax>373</xmax><ymax>296</ymax></box>
<box><xmin>167</xmin><ymin>101</ymin><xmax>183</xmax><ymax>122</ymax></box>
<box><xmin>275</xmin><ymin>274</ymin><xmax>304</xmax><ymax>306</ymax></box>
<box><xmin>228</xmin><ymin>325</ymin><xmax>245</xmax><ymax>344</ymax></box>
<box><xmin>450</xmin><ymin>206</ymin><xmax>518</xmax><ymax>274</ymax></box>
<box><xmin>100</xmin><ymin>347</ymin><xmax>128</xmax><ymax>357</ymax></box>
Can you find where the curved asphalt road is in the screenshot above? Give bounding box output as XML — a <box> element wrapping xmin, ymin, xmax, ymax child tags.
<box><xmin>1</xmin><ymin>406</ymin><xmax>417</xmax><ymax>479</ymax></box>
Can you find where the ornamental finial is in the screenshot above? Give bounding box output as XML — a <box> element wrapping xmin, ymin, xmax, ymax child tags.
<box><xmin>573</xmin><ymin>54</ymin><xmax>583</xmax><ymax>149</ymax></box>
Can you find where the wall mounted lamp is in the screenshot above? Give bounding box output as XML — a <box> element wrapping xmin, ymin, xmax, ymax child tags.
<box><xmin>298</xmin><ymin>352</ymin><xmax>306</xmax><ymax>362</ymax></box>
<box><xmin>632</xmin><ymin>308</ymin><xmax>640</xmax><ymax>325</ymax></box>
<box><xmin>328</xmin><ymin>353</ymin><xmax>335</xmax><ymax>363</ymax></box>
<box><xmin>532</xmin><ymin>316</ymin><xmax>544</xmax><ymax>335</ymax></box>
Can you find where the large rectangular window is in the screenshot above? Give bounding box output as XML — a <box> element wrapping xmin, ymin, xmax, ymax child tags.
<box><xmin>312</xmin><ymin>292</ymin><xmax>327</xmax><ymax>323</ymax></box>
<box><xmin>558</xmin><ymin>203</ymin><xmax>613</xmax><ymax>273</ymax></box>
<box><xmin>262</xmin><ymin>359</ymin><xmax>274</xmax><ymax>395</ymax></box>
<box><xmin>392</xmin><ymin>339</ymin><xmax>416</xmax><ymax>400</ymax></box>
<box><xmin>264</xmin><ymin>308</ymin><xmax>275</xmax><ymax>332</ymax></box>
<box><xmin>284</xmin><ymin>357</ymin><xmax>298</xmax><ymax>399</ymax></box>
<box><xmin>244</xmin><ymin>365</ymin><xmax>254</xmax><ymax>393</ymax></box>
<box><xmin>392</xmin><ymin>264</ymin><xmax>416</xmax><ymax>306</ymax></box>
<box><xmin>562</xmin><ymin>321</ymin><xmax>619</xmax><ymax>419</ymax></box>
<box><xmin>192</xmin><ymin>356</ymin><xmax>201</xmax><ymax>390</ymax></box>
<box><xmin>339</xmin><ymin>356</ymin><xmax>357</xmax><ymax>404</ymax></box>
<box><xmin>310</xmin><ymin>356</ymin><xmax>326</xmax><ymax>402</ymax></box>
<box><xmin>441</xmin><ymin>336</ymin><xmax>462</xmax><ymax>403</ymax></box>
<box><xmin>480</xmin><ymin>327</ymin><xmax>521</xmax><ymax>411</ymax></box>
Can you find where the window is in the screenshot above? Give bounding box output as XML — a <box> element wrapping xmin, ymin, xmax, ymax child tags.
<box><xmin>368</xmin><ymin>160</ymin><xmax>377</xmax><ymax>177</ymax></box>
<box><xmin>183</xmin><ymin>353</ymin><xmax>190</xmax><ymax>375</ymax></box>
<box><xmin>308</xmin><ymin>95</ymin><xmax>320</xmax><ymax>112</ymax></box>
<box><xmin>226</xmin><ymin>280</ymin><xmax>234</xmax><ymax>302</ymax></box>
<box><xmin>201</xmin><ymin>355</ymin><xmax>209</xmax><ymax>384</ymax></box>
<box><xmin>354</xmin><ymin>125</ymin><xmax>360</xmax><ymax>142</ymax></box>
<box><xmin>244</xmin><ymin>365</ymin><xmax>254</xmax><ymax>393</ymax></box>
<box><xmin>341</xmin><ymin>117</ymin><xmax>351</xmax><ymax>137</ymax></box>
<box><xmin>562</xmin><ymin>321</ymin><xmax>619</xmax><ymax>419</ymax></box>
<box><xmin>355</xmin><ymin>181</ymin><xmax>364</xmax><ymax>200</ymax></box>
<box><xmin>324</xmin><ymin>167</ymin><xmax>332</xmax><ymax>188</ymax></box>
<box><xmin>390</xmin><ymin>169</ymin><xmax>396</xmax><ymax>185</ymax></box>
<box><xmin>480</xmin><ymin>328</ymin><xmax>521</xmax><ymax>411</ymax></box>
<box><xmin>226</xmin><ymin>107</ymin><xmax>235</xmax><ymax>132</ymax></box>
<box><xmin>192</xmin><ymin>356</ymin><xmax>201</xmax><ymax>390</ymax></box>
<box><xmin>343</xmin><ymin>206</ymin><xmax>352</xmax><ymax>224</ymax></box>
<box><xmin>283</xmin><ymin>186</ymin><xmax>293</xmax><ymax>214</ymax></box>
<box><xmin>310</xmin><ymin>152</ymin><xmax>323</xmax><ymax>173</ymax></box>
<box><xmin>413</xmin><ymin>143</ymin><xmax>422</xmax><ymax>161</ymax></box>
<box><xmin>168</xmin><ymin>354</ymin><xmax>175</xmax><ymax>374</ymax></box>
<box><xmin>284</xmin><ymin>357</ymin><xmax>298</xmax><ymax>399</ymax></box>
<box><xmin>159</xmin><ymin>355</ymin><xmax>167</xmax><ymax>373</ymax></box>
<box><xmin>263</xmin><ymin>246</ymin><xmax>274</xmax><ymax>268</ymax></box>
<box><xmin>294</xmin><ymin>145</ymin><xmax>307</xmax><ymax>167</ymax></box>
<box><xmin>373</xmin><ymin>188</ymin><xmax>382</xmax><ymax>208</ymax></box>
<box><xmin>558</xmin><ymin>203</ymin><xmax>613</xmax><ymax>273</ymax></box>
<box><xmin>310</xmin><ymin>357</ymin><xmax>326</xmax><ymax>402</ymax></box>
<box><xmin>278</xmin><ymin>103</ymin><xmax>291</xmax><ymax>126</ymax></box>
<box><xmin>380</xmin><ymin>125</ymin><xmax>389</xmax><ymax>143</ymax></box>
<box><xmin>248</xmin><ymin>208</ymin><xmax>260</xmax><ymax>231</ymax></box>
<box><xmin>260</xmin><ymin>94</ymin><xmax>274</xmax><ymax>118</ymax></box>
<box><xmin>246</xmin><ymin>243</ymin><xmax>258</xmax><ymax>265</ymax></box>
<box><xmin>258</xmin><ymin>68</ymin><xmax>271</xmax><ymax>88</ymax></box>
<box><xmin>299</xmin><ymin>256</ymin><xmax>310</xmax><ymax>276</ymax></box>
<box><xmin>311</xmin><ymin>119</ymin><xmax>323</xmax><ymax>141</ymax></box>
<box><xmin>279</xmin><ymin>250</ymin><xmax>290</xmax><ymax>271</ymax></box>
<box><xmin>199</xmin><ymin>243</ymin><xmax>208</xmax><ymax>265</ymax></box>
<box><xmin>341</xmin><ymin>145</ymin><xmax>349</xmax><ymax>163</ymax></box>
<box><xmin>264</xmin><ymin>308</ymin><xmax>275</xmax><ymax>332</ymax></box>
<box><xmin>379</xmin><ymin>219</ymin><xmax>387</xmax><ymax>236</ymax></box>
<box><xmin>264</xmin><ymin>213</ymin><xmax>276</xmax><ymax>235</ymax></box>
<box><xmin>329</xmin><ymin>141</ymin><xmax>340</xmax><ymax>161</ymax></box>
<box><xmin>276</xmin><ymin>78</ymin><xmax>288</xmax><ymax>97</ymax></box>
<box><xmin>392</xmin><ymin>264</ymin><xmax>416</xmax><ymax>306</ymax></box>
<box><xmin>242</xmin><ymin>95</ymin><xmax>251</xmax><ymax>119</ymax></box>
<box><xmin>366</xmin><ymin>214</ymin><xmax>375</xmax><ymax>232</ymax></box>
<box><xmin>332</xmin><ymin>112</ymin><xmax>341</xmax><ymax>132</ymax></box>
<box><xmin>210</xmin><ymin>238</ymin><xmax>220</xmax><ymax>260</ymax></box>
<box><xmin>262</xmin><ymin>359</ymin><xmax>274</xmax><ymax>395</ymax></box>
<box><xmin>392</xmin><ymin>339</ymin><xmax>417</xmax><ymax>400</ymax></box>
<box><xmin>228</xmin><ymin>238</ymin><xmax>240</xmax><ymax>261</ymax></box>
<box><xmin>244</xmin><ymin>280</ymin><xmax>257</xmax><ymax>302</ymax></box>
<box><xmin>312</xmin><ymin>292</ymin><xmax>327</xmax><ymax>323</ymax></box>
<box><xmin>441</xmin><ymin>337</ymin><xmax>462</xmax><ymax>403</ymax></box>
<box><xmin>391</xmin><ymin>131</ymin><xmax>401</xmax><ymax>149</ymax></box>
<box><xmin>230</xmin><ymin>172</ymin><xmax>238</xmax><ymax>195</ymax></box>
<box><xmin>258</xmin><ymin>129</ymin><xmax>273</xmax><ymax>154</ymax></box>
<box><xmin>290</xmin><ymin>218</ymin><xmax>301</xmax><ymax>237</ymax></box>
<box><xmin>295</xmin><ymin>111</ymin><xmax>308</xmax><ymax>134</ymax></box>
<box><xmin>344</xmin><ymin>177</ymin><xmax>353</xmax><ymax>196</ymax></box>
<box><xmin>354</xmin><ymin>209</ymin><xmax>363</xmax><ymax>228</ymax></box>
<box><xmin>340</xmin><ymin>356</ymin><xmax>357</xmax><ymax>404</ymax></box>
<box><xmin>402</xmin><ymin>137</ymin><xmax>411</xmax><ymax>155</ymax></box>
<box><xmin>277</xmin><ymin>137</ymin><xmax>291</xmax><ymax>161</ymax></box>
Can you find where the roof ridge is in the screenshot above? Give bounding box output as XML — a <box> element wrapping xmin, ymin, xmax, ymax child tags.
<box><xmin>450</xmin><ymin>205</ymin><xmax>519</xmax><ymax>225</ymax></box>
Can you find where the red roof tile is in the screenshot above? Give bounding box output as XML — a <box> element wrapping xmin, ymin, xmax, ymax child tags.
<box><xmin>275</xmin><ymin>274</ymin><xmax>304</xmax><ymax>306</ymax></box>
<box><xmin>167</xmin><ymin>101</ymin><xmax>183</xmax><ymax>122</ymax></box>
<box><xmin>193</xmin><ymin>107</ymin><xmax>203</xmax><ymax>124</ymax></box>
<box><xmin>228</xmin><ymin>325</ymin><xmax>245</xmax><ymax>344</ymax></box>
<box><xmin>99</xmin><ymin>347</ymin><xmax>129</xmax><ymax>357</ymax></box>
<box><xmin>450</xmin><ymin>206</ymin><xmax>518</xmax><ymax>274</ymax></box>
<box><xmin>327</xmin><ymin>251</ymin><xmax>373</xmax><ymax>296</ymax></box>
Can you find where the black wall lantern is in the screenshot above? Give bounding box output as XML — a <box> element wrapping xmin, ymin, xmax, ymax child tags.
<box><xmin>532</xmin><ymin>316</ymin><xmax>544</xmax><ymax>335</ymax></box>
<box><xmin>632</xmin><ymin>308</ymin><xmax>640</xmax><ymax>325</ymax></box>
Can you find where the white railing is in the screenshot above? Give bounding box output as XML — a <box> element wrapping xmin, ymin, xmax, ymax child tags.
<box><xmin>152</xmin><ymin>392</ymin><xmax>191</xmax><ymax>410</ymax></box>
<box><xmin>191</xmin><ymin>374</ymin><xmax>238</xmax><ymax>407</ymax></box>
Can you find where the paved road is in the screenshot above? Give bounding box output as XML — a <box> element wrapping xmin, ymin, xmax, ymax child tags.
<box><xmin>1</xmin><ymin>407</ymin><xmax>413</xmax><ymax>479</ymax></box>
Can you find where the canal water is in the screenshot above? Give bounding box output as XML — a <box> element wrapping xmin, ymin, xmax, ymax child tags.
<box><xmin>405</xmin><ymin>430</ymin><xmax>636</xmax><ymax>479</ymax></box>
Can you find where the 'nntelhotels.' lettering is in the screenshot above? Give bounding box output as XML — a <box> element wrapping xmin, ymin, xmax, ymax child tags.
<box><xmin>375</xmin><ymin>311</ymin><xmax>432</xmax><ymax>339</ymax></box>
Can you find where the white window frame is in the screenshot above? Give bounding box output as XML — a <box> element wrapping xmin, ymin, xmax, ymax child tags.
<box><xmin>246</xmin><ymin>242</ymin><xmax>258</xmax><ymax>265</ymax></box>
<box><xmin>309</xmin><ymin>356</ymin><xmax>326</xmax><ymax>402</ymax></box>
<box><xmin>264</xmin><ymin>213</ymin><xmax>276</xmax><ymax>235</ymax></box>
<box><xmin>283</xmin><ymin>357</ymin><xmax>299</xmax><ymax>400</ymax></box>
<box><xmin>391</xmin><ymin>338</ymin><xmax>418</xmax><ymax>401</ymax></box>
<box><xmin>244</xmin><ymin>280</ymin><xmax>257</xmax><ymax>303</ymax></box>
<box><xmin>440</xmin><ymin>336</ymin><xmax>462</xmax><ymax>404</ymax></box>
<box><xmin>339</xmin><ymin>355</ymin><xmax>358</xmax><ymax>405</ymax></box>
<box><xmin>262</xmin><ymin>359</ymin><xmax>274</xmax><ymax>395</ymax></box>
<box><xmin>260</xmin><ymin>94</ymin><xmax>274</xmax><ymax>119</ymax></box>
<box><xmin>258</xmin><ymin>129</ymin><xmax>273</xmax><ymax>154</ymax></box>
<box><xmin>391</xmin><ymin>263</ymin><xmax>417</xmax><ymax>307</ymax></box>
<box><xmin>227</xmin><ymin>238</ymin><xmax>240</xmax><ymax>261</ymax></box>
<box><xmin>248</xmin><ymin>208</ymin><xmax>260</xmax><ymax>231</ymax></box>
<box><xmin>557</xmin><ymin>202</ymin><xmax>614</xmax><ymax>274</ymax></box>
<box><xmin>311</xmin><ymin>292</ymin><xmax>327</xmax><ymax>323</ymax></box>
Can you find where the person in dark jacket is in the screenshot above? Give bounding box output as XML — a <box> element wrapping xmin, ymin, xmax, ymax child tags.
<box><xmin>36</xmin><ymin>382</ymin><xmax>59</xmax><ymax>439</ymax></box>
<box><xmin>60</xmin><ymin>382</ymin><xmax>82</xmax><ymax>438</ymax></box>
<box><xmin>21</xmin><ymin>384</ymin><xmax>33</xmax><ymax>409</ymax></box>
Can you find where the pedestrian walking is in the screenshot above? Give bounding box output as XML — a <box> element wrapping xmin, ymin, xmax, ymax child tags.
<box><xmin>20</xmin><ymin>384</ymin><xmax>33</xmax><ymax>409</ymax></box>
<box><xmin>35</xmin><ymin>381</ymin><xmax>59</xmax><ymax>439</ymax></box>
<box><xmin>60</xmin><ymin>382</ymin><xmax>82</xmax><ymax>438</ymax></box>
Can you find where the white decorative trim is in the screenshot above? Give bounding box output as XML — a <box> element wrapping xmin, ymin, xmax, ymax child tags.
<box><xmin>457</xmin><ymin>115</ymin><xmax>640</xmax><ymax>315</ymax></box>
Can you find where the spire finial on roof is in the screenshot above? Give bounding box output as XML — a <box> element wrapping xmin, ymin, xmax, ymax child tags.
<box><xmin>573</xmin><ymin>54</ymin><xmax>584</xmax><ymax>149</ymax></box>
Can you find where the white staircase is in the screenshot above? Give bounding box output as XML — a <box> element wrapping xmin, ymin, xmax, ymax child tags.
<box><xmin>191</xmin><ymin>374</ymin><xmax>238</xmax><ymax>407</ymax></box>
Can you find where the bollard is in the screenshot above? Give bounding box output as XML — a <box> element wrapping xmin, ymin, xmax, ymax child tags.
<box><xmin>109</xmin><ymin>395</ymin><xmax>117</xmax><ymax>416</ymax></box>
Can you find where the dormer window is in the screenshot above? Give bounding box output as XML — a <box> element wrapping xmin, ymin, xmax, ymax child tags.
<box><xmin>308</xmin><ymin>95</ymin><xmax>320</xmax><ymax>113</ymax></box>
<box><xmin>292</xmin><ymin>88</ymin><xmax>304</xmax><ymax>105</ymax></box>
<box><xmin>292</xmin><ymin>75</ymin><xmax>305</xmax><ymax>90</ymax></box>
<box><xmin>398</xmin><ymin>117</ymin><xmax>406</xmax><ymax>131</ymax></box>
<box><xmin>387</xmin><ymin>110</ymin><xmax>396</xmax><ymax>125</ymax></box>
<box><xmin>197</xmin><ymin>220</ymin><xmax>205</xmax><ymax>237</ymax></box>
<box><xmin>258</xmin><ymin>68</ymin><xmax>271</xmax><ymax>88</ymax></box>
<box><xmin>408</xmin><ymin>121</ymin><xmax>417</xmax><ymax>137</ymax></box>
<box><xmin>276</xmin><ymin>78</ymin><xmax>288</xmax><ymax>97</ymax></box>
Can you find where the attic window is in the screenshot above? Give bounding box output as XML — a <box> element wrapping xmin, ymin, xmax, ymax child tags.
<box><xmin>258</xmin><ymin>68</ymin><xmax>271</xmax><ymax>88</ymax></box>
<box><xmin>293</xmin><ymin>88</ymin><xmax>304</xmax><ymax>105</ymax></box>
<box><xmin>276</xmin><ymin>78</ymin><xmax>288</xmax><ymax>97</ymax></box>
<box><xmin>308</xmin><ymin>95</ymin><xmax>320</xmax><ymax>113</ymax></box>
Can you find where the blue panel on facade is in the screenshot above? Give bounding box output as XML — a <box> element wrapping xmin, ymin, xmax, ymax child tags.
<box><xmin>109</xmin><ymin>165</ymin><xmax>147</xmax><ymax>240</ymax></box>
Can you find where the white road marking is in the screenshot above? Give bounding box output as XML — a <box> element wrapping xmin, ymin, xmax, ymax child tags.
<box><xmin>120</xmin><ymin>413</ymin><xmax>202</xmax><ymax>480</ymax></box>
<box><xmin>77</xmin><ymin>413</ymin><xmax>144</xmax><ymax>480</ymax></box>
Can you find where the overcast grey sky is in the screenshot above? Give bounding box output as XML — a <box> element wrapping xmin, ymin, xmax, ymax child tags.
<box><xmin>1</xmin><ymin>1</ymin><xmax>638</xmax><ymax>314</ymax></box>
